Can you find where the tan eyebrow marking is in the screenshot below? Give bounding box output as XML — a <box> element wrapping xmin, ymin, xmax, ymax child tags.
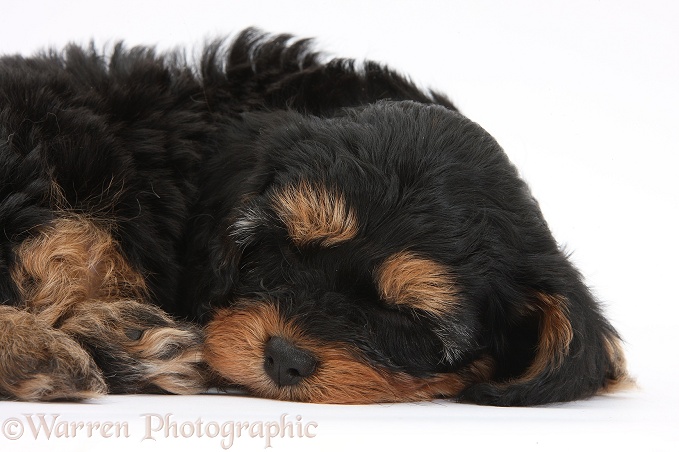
<box><xmin>375</xmin><ymin>251</ymin><xmax>458</xmax><ymax>315</ymax></box>
<box><xmin>272</xmin><ymin>180</ymin><xmax>358</xmax><ymax>247</ymax></box>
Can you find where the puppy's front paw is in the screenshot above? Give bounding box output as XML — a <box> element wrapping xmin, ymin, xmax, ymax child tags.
<box><xmin>60</xmin><ymin>300</ymin><xmax>207</xmax><ymax>394</ymax></box>
<box><xmin>0</xmin><ymin>307</ymin><xmax>106</xmax><ymax>401</ymax></box>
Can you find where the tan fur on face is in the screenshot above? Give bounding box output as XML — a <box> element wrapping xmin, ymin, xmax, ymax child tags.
<box><xmin>272</xmin><ymin>181</ymin><xmax>358</xmax><ymax>247</ymax></box>
<box><xmin>375</xmin><ymin>251</ymin><xmax>458</xmax><ymax>315</ymax></box>
<box><xmin>0</xmin><ymin>306</ymin><xmax>106</xmax><ymax>401</ymax></box>
<box><xmin>205</xmin><ymin>302</ymin><xmax>493</xmax><ymax>404</ymax></box>
<box><xmin>11</xmin><ymin>216</ymin><xmax>147</xmax><ymax>325</ymax></box>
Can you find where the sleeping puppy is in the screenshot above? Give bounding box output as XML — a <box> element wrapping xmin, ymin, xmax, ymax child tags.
<box><xmin>185</xmin><ymin>31</ymin><xmax>631</xmax><ymax>406</ymax></box>
<box><xmin>0</xmin><ymin>29</ymin><xmax>629</xmax><ymax>405</ymax></box>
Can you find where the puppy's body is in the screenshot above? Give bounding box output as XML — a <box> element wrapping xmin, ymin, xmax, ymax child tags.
<box><xmin>0</xmin><ymin>30</ymin><xmax>628</xmax><ymax>405</ymax></box>
<box><xmin>0</xmin><ymin>39</ymin><xmax>211</xmax><ymax>400</ymax></box>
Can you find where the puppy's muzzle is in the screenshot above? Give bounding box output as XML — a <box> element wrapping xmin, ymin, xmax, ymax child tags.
<box><xmin>263</xmin><ymin>336</ymin><xmax>318</xmax><ymax>386</ymax></box>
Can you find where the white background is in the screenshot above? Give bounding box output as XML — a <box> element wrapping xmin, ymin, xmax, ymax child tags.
<box><xmin>1</xmin><ymin>1</ymin><xmax>677</xmax><ymax>451</ymax></box>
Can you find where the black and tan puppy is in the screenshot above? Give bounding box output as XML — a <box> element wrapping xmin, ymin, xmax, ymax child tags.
<box><xmin>0</xmin><ymin>29</ymin><xmax>629</xmax><ymax>405</ymax></box>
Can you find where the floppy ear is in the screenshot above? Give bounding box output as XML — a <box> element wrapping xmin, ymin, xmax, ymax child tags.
<box><xmin>182</xmin><ymin>172</ymin><xmax>279</xmax><ymax>322</ymax></box>
<box><xmin>179</xmin><ymin>153</ymin><xmax>275</xmax><ymax>322</ymax></box>
<box><xmin>179</xmin><ymin>110</ymin><xmax>296</xmax><ymax>321</ymax></box>
<box><xmin>178</xmin><ymin>213</ymin><xmax>240</xmax><ymax>322</ymax></box>
<box><xmin>459</xmin><ymin>289</ymin><xmax>629</xmax><ymax>406</ymax></box>
<box><xmin>524</xmin><ymin>292</ymin><xmax>574</xmax><ymax>375</ymax></box>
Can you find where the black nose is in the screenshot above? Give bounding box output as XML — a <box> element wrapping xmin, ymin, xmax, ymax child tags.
<box><xmin>264</xmin><ymin>336</ymin><xmax>317</xmax><ymax>386</ymax></box>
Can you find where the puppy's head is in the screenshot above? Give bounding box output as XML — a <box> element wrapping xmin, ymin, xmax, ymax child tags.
<box><xmin>201</xmin><ymin>102</ymin><xmax>514</xmax><ymax>403</ymax></box>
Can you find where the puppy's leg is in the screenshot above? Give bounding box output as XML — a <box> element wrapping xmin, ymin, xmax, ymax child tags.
<box><xmin>60</xmin><ymin>300</ymin><xmax>206</xmax><ymax>394</ymax></box>
<box><xmin>11</xmin><ymin>216</ymin><xmax>206</xmax><ymax>396</ymax></box>
<box><xmin>0</xmin><ymin>306</ymin><xmax>106</xmax><ymax>401</ymax></box>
